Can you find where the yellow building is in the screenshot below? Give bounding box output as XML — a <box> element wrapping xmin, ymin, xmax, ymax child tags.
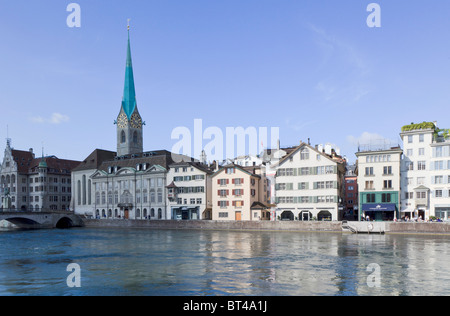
<box><xmin>211</xmin><ymin>164</ymin><xmax>270</xmax><ymax>221</ymax></box>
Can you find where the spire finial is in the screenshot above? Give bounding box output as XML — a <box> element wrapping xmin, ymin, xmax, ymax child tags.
<box><xmin>127</xmin><ymin>18</ymin><xmax>131</xmax><ymax>31</ymax></box>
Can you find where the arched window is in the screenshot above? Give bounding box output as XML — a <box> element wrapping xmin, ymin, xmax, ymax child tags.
<box><xmin>77</xmin><ymin>180</ymin><xmax>81</xmax><ymax>205</ymax></box>
<box><xmin>133</xmin><ymin>131</ymin><xmax>138</xmax><ymax>144</ymax></box>
<box><xmin>82</xmin><ymin>175</ymin><xmax>86</xmax><ymax>205</ymax></box>
<box><xmin>121</xmin><ymin>130</ymin><xmax>126</xmax><ymax>143</ymax></box>
<box><xmin>88</xmin><ymin>180</ymin><xmax>92</xmax><ymax>205</ymax></box>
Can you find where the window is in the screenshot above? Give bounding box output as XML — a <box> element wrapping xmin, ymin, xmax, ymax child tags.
<box><xmin>406</xmin><ymin>162</ymin><xmax>414</xmax><ymax>171</ymax></box>
<box><xmin>365</xmin><ymin>167</ymin><xmax>374</xmax><ymax>176</ymax></box>
<box><xmin>419</xmin><ymin>148</ymin><xmax>425</xmax><ymax>156</ymax></box>
<box><xmin>434</xmin><ymin>176</ymin><xmax>443</xmax><ymax>184</ymax></box>
<box><xmin>383</xmin><ymin>166</ymin><xmax>392</xmax><ymax>175</ymax></box>
<box><xmin>407</xmin><ymin>149</ymin><xmax>413</xmax><ymax>157</ymax></box>
<box><xmin>219</xmin><ymin>212</ymin><xmax>228</xmax><ymax>218</ymax></box>
<box><xmin>418</xmin><ymin>161</ymin><xmax>426</xmax><ymax>170</ymax></box>
<box><xmin>381</xmin><ymin>193</ymin><xmax>391</xmax><ymax>203</ymax></box>
<box><xmin>365</xmin><ymin>181</ymin><xmax>374</xmax><ymax>190</ymax></box>
<box><xmin>405</xmin><ymin>192</ymin><xmax>413</xmax><ymax>199</ymax></box>
<box><xmin>383</xmin><ymin>180</ymin><xmax>393</xmax><ymax>189</ymax></box>
<box><xmin>367</xmin><ymin>194</ymin><xmax>376</xmax><ymax>203</ymax></box>
<box><xmin>133</xmin><ymin>131</ymin><xmax>138</xmax><ymax>144</ymax></box>
<box><xmin>416</xmin><ymin>192</ymin><xmax>426</xmax><ymax>199</ymax></box>
<box><xmin>121</xmin><ymin>131</ymin><xmax>126</xmax><ymax>143</ymax></box>
<box><xmin>419</xmin><ymin>134</ymin><xmax>424</xmax><ymax>142</ymax></box>
<box><xmin>219</xmin><ymin>201</ymin><xmax>228</xmax><ymax>208</ymax></box>
<box><xmin>434</xmin><ymin>161</ymin><xmax>444</xmax><ymax>170</ymax></box>
<box><xmin>436</xmin><ymin>190</ymin><xmax>443</xmax><ymax>198</ymax></box>
<box><xmin>408</xmin><ymin>135</ymin><xmax>413</xmax><ymax>143</ymax></box>
<box><xmin>417</xmin><ymin>177</ymin><xmax>425</xmax><ymax>185</ymax></box>
<box><xmin>300</xmin><ymin>148</ymin><xmax>309</xmax><ymax>160</ymax></box>
<box><xmin>226</xmin><ymin>168</ymin><xmax>235</xmax><ymax>174</ymax></box>
<box><xmin>190</xmin><ymin>198</ymin><xmax>195</xmax><ymax>205</ymax></box>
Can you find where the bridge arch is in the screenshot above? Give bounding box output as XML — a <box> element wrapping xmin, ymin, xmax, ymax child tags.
<box><xmin>4</xmin><ymin>217</ymin><xmax>40</xmax><ymax>229</ymax></box>
<box><xmin>55</xmin><ymin>217</ymin><xmax>74</xmax><ymax>229</ymax></box>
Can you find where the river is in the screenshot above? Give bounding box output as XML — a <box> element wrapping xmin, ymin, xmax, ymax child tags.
<box><xmin>0</xmin><ymin>227</ymin><xmax>449</xmax><ymax>296</ymax></box>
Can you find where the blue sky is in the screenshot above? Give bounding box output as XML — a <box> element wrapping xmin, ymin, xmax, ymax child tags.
<box><xmin>1</xmin><ymin>1</ymin><xmax>450</xmax><ymax>163</ymax></box>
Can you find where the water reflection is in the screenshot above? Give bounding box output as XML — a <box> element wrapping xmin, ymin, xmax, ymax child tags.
<box><xmin>0</xmin><ymin>228</ymin><xmax>450</xmax><ymax>295</ymax></box>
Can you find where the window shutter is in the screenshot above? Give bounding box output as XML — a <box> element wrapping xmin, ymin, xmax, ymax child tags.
<box><xmin>232</xmin><ymin>201</ymin><xmax>236</xmax><ymax>206</ymax></box>
<box><xmin>218</xmin><ymin>201</ymin><xmax>220</xmax><ymax>206</ymax></box>
<box><xmin>241</xmin><ymin>178</ymin><xmax>244</xmax><ymax>184</ymax></box>
<box><xmin>227</xmin><ymin>190</ymin><xmax>229</xmax><ymax>195</ymax></box>
<box><xmin>242</xmin><ymin>201</ymin><xmax>244</xmax><ymax>206</ymax></box>
<box><xmin>232</xmin><ymin>189</ymin><xmax>235</xmax><ymax>195</ymax></box>
<box><xmin>227</xmin><ymin>179</ymin><xmax>229</xmax><ymax>184</ymax></box>
<box><xmin>241</xmin><ymin>189</ymin><xmax>244</xmax><ymax>195</ymax></box>
<box><xmin>217</xmin><ymin>179</ymin><xmax>220</xmax><ymax>185</ymax></box>
<box><xmin>217</xmin><ymin>190</ymin><xmax>220</xmax><ymax>196</ymax></box>
<box><xmin>227</xmin><ymin>201</ymin><xmax>229</xmax><ymax>206</ymax></box>
<box><xmin>232</xmin><ymin>179</ymin><xmax>235</xmax><ymax>184</ymax></box>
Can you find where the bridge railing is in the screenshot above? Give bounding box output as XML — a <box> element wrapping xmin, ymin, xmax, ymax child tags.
<box><xmin>0</xmin><ymin>208</ymin><xmax>74</xmax><ymax>214</ymax></box>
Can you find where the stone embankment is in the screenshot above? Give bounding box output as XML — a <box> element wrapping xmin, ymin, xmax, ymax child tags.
<box><xmin>83</xmin><ymin>219</ymin><xmax>450</xmax><ymax>235</ymax></box>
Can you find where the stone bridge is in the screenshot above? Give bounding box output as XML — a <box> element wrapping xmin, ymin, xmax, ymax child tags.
<box><xmin>0</xmin><ymin>211</ymin><xmax>84</xmax><ymax>229</ymax></box>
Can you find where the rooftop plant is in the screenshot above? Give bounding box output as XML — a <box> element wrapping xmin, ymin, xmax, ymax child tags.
<box><xmin>401</xmin><ymin>122</ymin><xmax>436</xmax><ymax>132</ymax></box>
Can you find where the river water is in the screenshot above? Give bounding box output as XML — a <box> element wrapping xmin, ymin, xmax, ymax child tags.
<box><xmin>0</xmin><ymin>227</ymin><xmax>449</xmax><ymax>296</ymax></box>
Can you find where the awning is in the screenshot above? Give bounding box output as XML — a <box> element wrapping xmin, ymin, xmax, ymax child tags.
<box><xmin>362</xmin><ymin>203</ymin><xmax>397</xmax><ymax>212</ymax></box>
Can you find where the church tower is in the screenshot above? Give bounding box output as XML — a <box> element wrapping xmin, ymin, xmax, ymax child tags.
<box><xmin>116</xmin><ymin>24</ymin><xmax>143</xmax><ymax>157</ymax></box>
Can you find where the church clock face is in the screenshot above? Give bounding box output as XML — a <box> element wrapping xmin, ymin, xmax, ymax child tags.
<box><xmin>117</xmin><ymin>113</ymin><xmax>128</xmax><ymax>128</ymax></box>
<box><xmin>130</xmin><ymin>113</ymin><xmax>142</xmax><ymax>129</ymax></box>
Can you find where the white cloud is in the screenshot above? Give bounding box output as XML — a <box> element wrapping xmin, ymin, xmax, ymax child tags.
<box><xmin>30</xmin><ymin>113</ymin><xmax>70</xmax><ymax>125</ymax></box>
<box><xmin>347</xmin><ymin>132</ymin><xmax>398</xmax><ymax>150</ymax></box>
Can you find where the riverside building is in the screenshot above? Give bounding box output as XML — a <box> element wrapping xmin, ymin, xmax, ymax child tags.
<box><xmin>0</xmin><ymin>139</ymin><xmax>80</xmax><ymax>212</ymax></box>
<box><xmin>274</xmin><ymin>142</ymin><xmax>346</xmax><ymax>221</ymax></box>
<box><xmin>400</xmin><ymin>122</ymin><xmax>450</xmax><ymax>220</ymax></box>
<box><xmin>356</xmin><ymin>145</ymin><xmax>402</xmax><ymax>221</ymax></box>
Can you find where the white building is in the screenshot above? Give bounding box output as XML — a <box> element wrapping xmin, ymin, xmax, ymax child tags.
<box><xmin>166</xmin><ymin>161</ymin><xmax>213</xmax><ymax>220</ymax></box>
<box><xmin>274</xmin><ymin>142</ymin><xmax>346</xmax><ymax>221</ymax></box>
<box><xmin>1</xmin><ymin>139</ymin><xmax>80</xmax><ymax>213</ymax></box>
<box><xmin>356</xmin><ymin>146</ymin><xmax>402</xmax><ymax>221</ymax></box>
<box><xmin>400</xmin><ymin>122</ymin><xmax>450</xmax><ymax>220</ymax></box>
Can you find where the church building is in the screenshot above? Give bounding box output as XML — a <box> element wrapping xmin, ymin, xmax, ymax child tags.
<box><xmin>71</xmin><ymin>26</ymin><xmax>194</xmax><ymax>220</ymax></box>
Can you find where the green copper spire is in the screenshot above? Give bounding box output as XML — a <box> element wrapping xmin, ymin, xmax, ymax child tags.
<box><xmin>121</xmin><ymin>24</ymin><xmax>137</xmax><ymax>119</ymax></box>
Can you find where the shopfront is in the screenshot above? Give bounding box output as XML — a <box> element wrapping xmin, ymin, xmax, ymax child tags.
<box><xmin>435</xmin><ymin>207</ymin><xmax>450</xmax><ymax>221</ymax></box>
<box><xmin>172</xmin><ymin>206</ymin><xmax>200</xmax><ymax>220</ymax></box>
<box><xmin>361</xmin><ymin>203</ymin><xmax>398</xmax><ymax>221</ymax></box>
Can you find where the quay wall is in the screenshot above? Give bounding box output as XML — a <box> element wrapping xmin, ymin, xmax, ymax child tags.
<box><xmin>82</xmin><ymin>219</ymin><xmax>343</xmax><ymax>232</ymax></box>
<box><xmin>83</xmin><ymin>219</ymin><xmax>450</xmax><ymax>235</ymax></box>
